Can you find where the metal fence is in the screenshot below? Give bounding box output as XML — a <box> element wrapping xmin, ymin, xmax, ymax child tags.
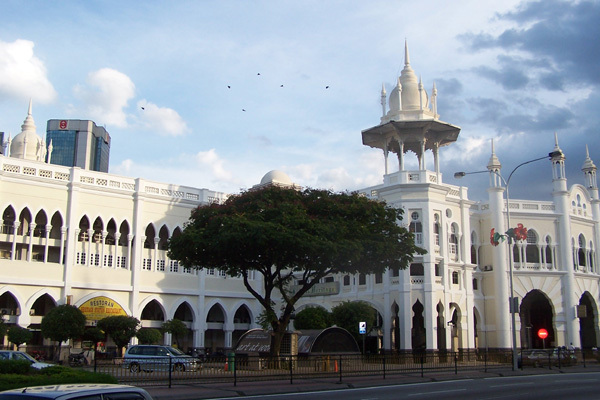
<box><xmin>78</xmin><ymin>348</ymin><xmax>600</xmax><ymax>388</ymax></box>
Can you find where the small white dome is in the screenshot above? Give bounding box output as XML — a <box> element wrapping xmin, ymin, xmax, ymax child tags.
<box><xmin>260</xmin><ymin>170</ymin><xmax>292</xmax><ymax>186</ymax></box>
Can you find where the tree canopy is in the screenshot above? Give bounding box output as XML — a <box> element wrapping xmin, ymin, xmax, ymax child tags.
<box><xmin>293</xmin><ymin>306</ymin><xmax>331</xmax><ymax>330</ymax></box>
<box><xmin>97</xmin><ymin>315</ymin><xmax>139</xmax><ymax>355</ymax></box>
<box><xmin>7</xmin><ymin>326</ymin><xmax>32</xmax><ymax>347</ymax></box>
<box><xmin>41</xmin><ymin>305</ymin><xmax>86</xmax><ymax>344</ymax></box>
<box><xmin>169</xmin><ymin>185</ymin><xmax>425</xmax><ymax>355</ymax></box>
<box><xmin>331</xmin><ymin>301</ymin><xmax>377</xmax><ymax>346</ymax></box>
<box><xmin>161</xmin><ymin>319</ymin><xmax>187</xmax><ymax>348</ymax></box>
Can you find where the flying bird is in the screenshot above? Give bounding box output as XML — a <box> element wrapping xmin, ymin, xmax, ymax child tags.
<box><xmin>227</xmin><ymin>85</ymin><xmax>231</xmax><ymax>89</ymax></box>
<box><xmin>280</xmin><ymin>84</ymin><xmax>284</xmax><ymax>87</ymax></box>
<box><xmin>257</xmin><ymin>73</ymin><xmax>261</xmax><ymax>76</ymax></box>
<box><xmin>141</xmin><ymin>106</ymin><xmax>145</xmax><ymax>110</ymax></box>
<box><xmin>242</xmin><ymin>109</ymin><xmax>246</xmax><ymax>112</ymax></box>
<box><xmin>325</xmin><ymin>86</ymin><xmax>329</xmax><ymax>89</ymax></box>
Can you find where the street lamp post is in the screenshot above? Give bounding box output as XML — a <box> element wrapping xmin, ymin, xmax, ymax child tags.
<box><xmin>454</xmin><ymin>151</ymin><xmax>561</xmax><ymax>371</ymax></box>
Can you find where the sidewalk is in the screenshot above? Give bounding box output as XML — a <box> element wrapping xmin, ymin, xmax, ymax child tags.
<box><xmin>145</xmin><ymin>365</ymin><xmax>600</xmax><ymax>400</ymax></box>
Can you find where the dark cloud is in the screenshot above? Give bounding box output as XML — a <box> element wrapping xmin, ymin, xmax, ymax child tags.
<box><xmin>463</xmin><ymin>0</ymin><xmax>600</xmax><ymax>88</ymax></box>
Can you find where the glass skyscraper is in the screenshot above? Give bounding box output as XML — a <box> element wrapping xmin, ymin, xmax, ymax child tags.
<box><xmin>46</xmin><ymin>120</ymin><xmax>111</xmax><ymax>172</ymax></box>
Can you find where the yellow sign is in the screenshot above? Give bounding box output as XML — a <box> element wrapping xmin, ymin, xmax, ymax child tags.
<box><xmin>79</xmin><ymin>296</ymin><xmax>127</xmax><ymax>322</ymax></box>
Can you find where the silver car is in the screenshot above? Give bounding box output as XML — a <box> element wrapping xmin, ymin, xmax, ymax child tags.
<box><xmin>0</xmin><ymin>351</ymin><xmax>53</xmax><ymax>370</ymax></box>
<box><xmin>123</xmin><ymin>345</ymin><xmax>199</xmax><ymax>373</ymax></box>
<box><xmin>0</xmin><ymin>384</ymin><xmax>153</xmax><ymax>400</ymax></box>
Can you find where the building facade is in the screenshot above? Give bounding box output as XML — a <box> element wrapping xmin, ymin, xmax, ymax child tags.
<box><xmin>46</xmin><ymin>119</ymin><xmax>111</xmax><ymax>173</ymax></box>
<box><xmin>0</xmin><ymin>44</ymin><xmax>598</xmax><ymax>354</ymax></box>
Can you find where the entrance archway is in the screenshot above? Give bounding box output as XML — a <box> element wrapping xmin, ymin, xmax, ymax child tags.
<box><xmin>520</xmin><ymin>290</ymin><xmax>554</xmax><ymax>348</ymax></box>
<box><xmin>411</xmin><ymin>300</ymin><xmax>425</xmax><ymax>351</ymax></box>
<box><xmin>579</xmin><ymin>292</ymin><xmax>598</xmax><ymax>349</ymax></box>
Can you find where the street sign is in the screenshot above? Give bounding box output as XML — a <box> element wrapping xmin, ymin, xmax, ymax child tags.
<box><xmin>537</xmin><ymin>328</ymin><xmax>548</xmax><ymax>339</ymax></box>
<box><xmin>359</xmin><ymin>321</ymin><xmax>366</xmax><ymax>335</ymax></box>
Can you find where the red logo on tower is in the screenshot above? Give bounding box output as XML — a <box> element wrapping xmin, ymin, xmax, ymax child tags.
<box><xmin>59</xmin><ymin>120</ymin><xmax>67</xmax><ymax>129</ymax></box>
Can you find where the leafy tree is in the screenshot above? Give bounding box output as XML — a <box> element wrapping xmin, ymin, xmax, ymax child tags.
<box><xmin>169</xmin><ymin>185</ymin><xmax>425</xmax><ymax>356</ymax></box>
<box><xmin>7</xmin><ymin>326</ymin><xmax>32</xmax><ymax>348</ymax></box>
<box><xmin>293</xmin><ymin>306</ymin><xmax>331</xmax><ymax>330</ymax></box>
<box><xmin>136</xmin><ymin>328</ymin><xmax>163</xmax><ymax>345</ymax></box>
<box><xmin>162</xmin><ymin>319</ymin><xmax>187</xmax><ymax>348</ymax></box>
<box><xmin>97</xmin><ymin>316</ymin><xmax>139</xmax><ymax>356</ymax></box>
<box><xmin>41</xmin><ymin>305</ymin><xmax>86</xmax><ymax>361</ymax></box>
<box><xmin>331</xmin><ymin>301</ymin><xmax>378</xmax><ymax>347</ymax></box>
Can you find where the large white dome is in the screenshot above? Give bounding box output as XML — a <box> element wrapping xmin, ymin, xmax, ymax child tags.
<box><xmin>260</xmin><ymin>170</ymin><xmax>292</xmax><ymax>186</ymax></box>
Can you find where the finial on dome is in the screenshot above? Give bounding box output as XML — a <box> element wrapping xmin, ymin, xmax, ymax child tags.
<box><xmin>404</xmin><ymin>39</ymin><xmax>410</xmax><ymax>66</ymax></box>
<box><xmin>28</xmin><ymin>98</ymin><xmax>32</xmax><ymax>116</ymax></box>
<box><xmin>487</xmin><ymin>138</ymin><xmax>501</xmax><ymax>170</ymax></box>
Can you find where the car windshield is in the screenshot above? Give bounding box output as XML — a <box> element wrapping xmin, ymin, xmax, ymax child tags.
<box><xmin>11</xmin><ymin>352</ymin><xmax>36</xmax><ymax>363</ymax></box>
<box><xmin>166</xmin><ymin>347</ymin><xmax>185</xmax><ymax>356</ymax></box>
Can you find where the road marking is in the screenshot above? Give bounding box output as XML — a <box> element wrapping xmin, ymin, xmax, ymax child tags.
<box><xmin>407</xmin><ymin>388</ymin><xmax>466</xmax><ymax>397</ymax></box>
<box><xmin>489</xmin><ymin>382</ymin><xmax>534</xmax><ymax>387</ymax></box>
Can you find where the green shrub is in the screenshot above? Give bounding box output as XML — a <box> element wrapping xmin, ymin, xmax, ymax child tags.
<box><xmin>0</xmin><ymin>364</ymin><xmax>117</xmax><ymax>391</ymax></box>
<box><xmin>0</xmin><ymin>360</ymin><xmax>32</xmax><ymax>375</ymax></box>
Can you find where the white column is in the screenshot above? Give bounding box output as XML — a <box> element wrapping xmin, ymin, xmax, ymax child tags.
<box><xmin>59</xmin><ymin>227</ymin><xmax>66</xmax><ymax>266</ymax></box>
<box><xmin>27</xmin><ymin>223</ymin><xmax>35</xmax><ymax>262</ymax></box>
<box><xmin>44</xmin><ymin>224</ymin><xmax>51</xmax><ymax>263</ymax></box>
<box><xmin>114</xmin><ymin>233</ymin><xmax>120</xmax><ymax>268</ymax></box>
<box><xmin>86</xmin><ymin>229</ymin><xmax>93</xmax><ymax>266</ymax></box>
<box><xmin>101</xmin><ymin>230</ymin><xmax>107</xmax><ymax>267</ymax></box>
<box><xmin>11</xmin><ymin>222</ymin><xmax>19</xmax><ymax>261</ymax></box>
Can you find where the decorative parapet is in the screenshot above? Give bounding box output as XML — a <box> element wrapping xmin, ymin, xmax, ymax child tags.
<box><xmin>0</xmin><ymin>155</ymin><xmax>228</xmax><ymax>204</ymax></box>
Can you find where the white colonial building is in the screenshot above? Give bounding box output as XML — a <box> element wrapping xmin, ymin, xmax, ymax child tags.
<box><xmin>1</xmin><ymin>43</ymin><xmax>598</xmax><ymax>355</ymax></box>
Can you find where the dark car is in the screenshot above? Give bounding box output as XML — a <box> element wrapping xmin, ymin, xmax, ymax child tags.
<box><xmin>0</xmin><ymin>384</ymin><xmax>153</xmax><ymax>400</ymax></box>
<box><xmin>123</xmin><ymin>345</ymin><xmax>199</xmax><ymax>373</ymax></box>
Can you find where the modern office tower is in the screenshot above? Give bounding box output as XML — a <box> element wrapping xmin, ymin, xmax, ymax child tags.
<box><xmin>46</xmin><ymin>119</ymin><xmax>111</xmax><ymax>172</ymax></box>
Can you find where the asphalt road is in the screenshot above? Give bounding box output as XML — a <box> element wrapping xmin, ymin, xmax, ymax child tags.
<box><xmin>203</xmin><ymin>372</ymin><xmax>600</xmax><ymax>400</ymax></box>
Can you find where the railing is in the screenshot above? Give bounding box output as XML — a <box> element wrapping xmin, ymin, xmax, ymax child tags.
<box><xmin>77</xmin><ymin>349</ymin><xmax>600</xmax><ymax>388</ymax></box>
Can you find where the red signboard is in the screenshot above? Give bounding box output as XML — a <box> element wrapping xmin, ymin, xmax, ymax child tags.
<box><xmin>59</xmin><ymin>120</ymin><xmax>67</xmax><ymax>129</ymax></box>
<box><xmin>537</xmin><ymin>328</ymin><xmax>548</xmax><ymax>339</ymax></box>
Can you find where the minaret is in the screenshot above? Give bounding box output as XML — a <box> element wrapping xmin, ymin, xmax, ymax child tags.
<box><xmin>486</xmin><ymin>139</ymin><xmax>512</xmax><ymax>349</ymax></box>
<box><xmin>582</xmin><ymin>145</ymin><xmax>600</xmax><ymax>278</ymax></box>
<box><xmin>380</xmin><ymin>84</ymin><xmax>387</xmax><ymax>118</ymax></box>
<box><xmin>551</xmin><ymin>135</ymin><xmax>579</xmax><ymax>347</ymax></box>
<box><xmin>47</xmin><ymin>139</ymin><xmax>53</xmax><ymax>164</ymax></box>
<box><xmin>582</xmin><ymin>145</ymin><xmax>598</xmax><ymax>197</ymax></box>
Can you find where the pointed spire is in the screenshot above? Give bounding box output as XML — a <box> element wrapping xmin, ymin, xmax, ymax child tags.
<box><xmin>380</xmin><ymin>83</ymin><xmax>387</xmax><ymax>117</ymax></box>
<box><xmin>20</xmin><ymin>99</ymin><xmax>36</xmax><ymax>133</ymax></box>
<box><xmin>582</xmin><ymin>144</ymin><xmax>596</xmax><ymax>171</ymax></box>
<box><xmin>551</xmin><ymin>132</ymin><xmax>565</xmax><ymax>161</ymax></box>
<box><xmin>404</xmin><ymin>39</ymin><xmax>410</xmax><ymax>66</ymax></box>
<box><xmin>487</xmin><ymin>139</ymin><xmax>501</xmax><ymax>170</ymax></box>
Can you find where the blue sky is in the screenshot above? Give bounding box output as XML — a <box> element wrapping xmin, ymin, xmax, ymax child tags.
<box><xmin>1</xmin><ymin>0</ymin><xmax>598</xmax><ymax>201</ymax></box>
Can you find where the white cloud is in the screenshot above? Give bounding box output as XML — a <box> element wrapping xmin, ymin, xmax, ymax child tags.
<box><xmin>195</xmin><ymin>149</ymin><xmax>233</xmax><ymax>181</ymax></box>
<box><xmin>0</xmin><ymin>39</ymin><xmax>56</xmax><ymax>103</ymax></box>
<box><xmin>137</xmin><ymin>100</ymin><xmax>189</xmax><ymax>136</ymax></box>
<box><xmin>73</xmin><ymin>68</ymin><xmax>135</xmax><ymax>127</ymax></box>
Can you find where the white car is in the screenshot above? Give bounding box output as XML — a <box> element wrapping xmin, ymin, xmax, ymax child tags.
<box><xmin>0</xmin><ymin>351</ymin><xmax>53</xmax><ymax>370</ymax></box>
<box><xmin>0</xmin><ymin>384</ymin><xmax>153</xmax><ymax>400</ymax></box>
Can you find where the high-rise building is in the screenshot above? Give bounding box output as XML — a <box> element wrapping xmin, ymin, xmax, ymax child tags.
<box><xmin>46</xmin><ymin>119</ymin><xmax>111</xmax><ymax>172</ymax></box>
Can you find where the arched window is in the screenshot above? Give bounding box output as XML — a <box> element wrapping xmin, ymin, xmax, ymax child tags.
<box><xmin>452</xmin><ymin>271</ymin><xmax>459</xmax><ymax>285</ymax></box>
<box><xmin>578</xmin><ymin>234</ymin><xmax>587</xmax><ymax>267</ymax></box>
<box><xmin>410</xmin><ymin>263</ymin><xmax>424</xmax><ymax>276</ymax></box>
<box><xmin>449</xmin><ymin>224</ymin><xmax>458</xmax><ymax>260</ymax></box>
<box><xmin>470</xmin><ymin>231</ymin><xmax>478</xmax><ymax>264</ymax></box>
<box><xmin>343</xmin><ymin>275</ymin><xmax>350</xmax><ymax>286</ymax></box>
<box><xmin>526</xmin><ymin>230</ymin><xmax>539</xmax><ymax>263</ymax></box>
<box><xmin>433</xmin><ymin>214</ymin><xmax>440</xmax><ymax>246</ymax></box>
<box><xmin>358</xmin><ymin>273</ymin><xmax>366</xmax><ymax>285</ymax></box>
<box><xmin>544</xmin><ymin>236</ymin><xmax>553</xmax><ymax>267</ymax></box>
<box><xmin>409</xmin><ymin>212</ymin><xmax>422</xmax><ymax>245</ymax></box>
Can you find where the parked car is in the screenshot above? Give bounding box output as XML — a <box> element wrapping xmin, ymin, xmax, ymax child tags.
<box><xmin>518</xmin><ymin>348</ymin><xmax>577</xmax><ymax>367</ymax></box>
<box><xmin>0</xmin><ymin>384</ymin><xmax>153</xmax><ymax>400</ymax></box>
<box><xmin>0</xmin><ymin>351</ymin><xmax>53</xmax><ymax>370</ymax></box>
<box><xmin>123</xmin><ymin>345</ymin><xmax>200</xmax><ymax>373</ymax></box>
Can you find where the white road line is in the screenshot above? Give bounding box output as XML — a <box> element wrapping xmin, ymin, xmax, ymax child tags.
<box><xmin>489</xmin><ymin>382</ymin><xmax>534</xmax><ymax>388</ymax></box>
<box><xmin>407</xmin><ymin>388</ymin><xmax>467</xmax><ymax>397</ymax></box>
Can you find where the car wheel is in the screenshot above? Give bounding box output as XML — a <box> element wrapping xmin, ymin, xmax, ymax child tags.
<box><xmin>174</xmin><ymin>363</ymin><xmax>185</xmax><ymax>372</ymax></box>
<box><xmin>129</xmin><ymin>363</ymin><xmax>140</xmax><ymax>373</ymax></box>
